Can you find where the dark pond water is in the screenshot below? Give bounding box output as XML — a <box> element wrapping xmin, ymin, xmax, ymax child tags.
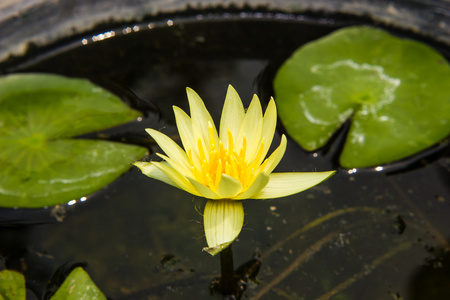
<box><xmin>0</xmin><ymin>10</ymin><xmax>449</xmax><ymax>300</ymax></box>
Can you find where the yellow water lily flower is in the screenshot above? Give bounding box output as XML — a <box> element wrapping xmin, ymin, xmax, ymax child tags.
<box><xmin>134</xmin><ymin>85</ymin><xmax>335</xmax><ymax>255</ymax></box>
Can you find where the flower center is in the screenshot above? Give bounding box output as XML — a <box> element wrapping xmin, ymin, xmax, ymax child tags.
<box><xmin>189</xmin><ymin>123</ymin><xmax>265</xmax><ymax>192</ymax></box>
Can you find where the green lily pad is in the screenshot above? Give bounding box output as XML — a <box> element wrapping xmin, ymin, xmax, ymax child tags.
<box><xmin>50</xmin><ymin>267</ymin><xmax>106</xmax><ymax>300</ymax></box>
<box><xmin>273</xmin><ymin>26</ymin><xmax>450</xmax><ymax>168</ymax></box>
<box><xmin>0</xmin><ymin>73</ymin><xmax>147</xmax><ymax>208</ymax></box>
<box><xmin>0</xmin><ymin>269</ymin><xmax>26</xmax><ymax>300</ymax></box>
<box><xmin>0</xmin><ymin>268</ymin><xmax>106</xmax><ymax>300</ymax></box>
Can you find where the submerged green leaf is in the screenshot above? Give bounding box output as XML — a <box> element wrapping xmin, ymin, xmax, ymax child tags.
<box><xmin>274</xmin><ymin>26</ymin><xmax>450</xmax><ymax>168</ymax></box>
<box><xmin>0</xmin><ymin>73</ymin><xmax>147</xmax><ymax>208</ymax></box>
<box><xmin>0</xmin><ymin>270</ymin><xmax>26</xmax><ymax>300</ymax></box>
<box><xmin>50</xmin><ymin>267</ymin><xmax>106</xmax><ymax>300</ymax></box>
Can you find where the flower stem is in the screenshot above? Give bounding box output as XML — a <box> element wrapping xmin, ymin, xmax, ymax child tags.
<box><xmin>220</xmin><ymin>244</ymin><xmax>235</xmax><ymax>296</ymax></box>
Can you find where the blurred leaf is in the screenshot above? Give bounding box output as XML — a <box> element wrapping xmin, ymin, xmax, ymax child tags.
<box><xmin>0</xmin><ymin>269</ymin><xmax>26</xmax><ymax>300</ymax></box>
<box><xmin>0</xmin><ymin>73</ymin><xmax>141</xmax><ymax>138</ymax></box>
<box><xmin>0</xmin><ymin>73</ymin><xmax>147</xmax><ymax>208</ymax></box>
<box><xmin>0</xmin><ymin>268</ymin><xmax>106</xmax><ymax>300</ymax></box>
<box><xmin>274</xmin><ymin>26</ymin><xmax>450</xmax><ymax>168</ymax></box>
<box><xmin>50</xmin><ymin>267</ymin><xmax>106</xmax><ymax>300</ymax></box>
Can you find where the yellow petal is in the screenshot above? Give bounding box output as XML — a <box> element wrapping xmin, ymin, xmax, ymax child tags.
<box><xmin>251</xmin><ymin>171</ymin><xmax>336</xmax><ymax>199</ymax></box>
<box><xmin>203</xmin><ymin>199</ymin><xmax>244</xmax><ymax>256</ymax></box>
<box><xmin>236</xmin><ymin>94</ymin><xmax>263</xmax><ymax>162</ymax></box>
<box><xmin>188</xmin><ymin>178</ymin><xmax>220</xmax><ymax>199</ymax></box>
<box><xmin>219</xmin><ymin>85</ymin><xmax>245</xmax><ymax>148</ymax></box>
<box><xmin>173</xmin><ymin>106</ymin><xmax>195</xmax><ymax>152</ymax></box>
<box><xmin>151</xmin><ymin>161</ymin><xmax>200</xmax><ymax>196</ymax></box>
<box><xmin>261</xmin><ymin>134</ymin><xmax>287</xmax><ymax>174</ymax></box>
<box><xmin>256</xmin><ymin>97</ymin><xmax>277</xmax><ymax>165</ymax></box>
<box><xmin>133</xmin><ymin>161</ymin><xmax>178</xmax><ymax>188</ymax></box>
<box><xmin>235</xmin><ymin>172</ymin><xmax>270</xmax><ymax>199</ymax></box>
<box><xmin>186</xmin><ymin>87</ymin><xmax>218</xmax><ymax>152</ymax></box>
<box><xmin>145</xmin><ymin>128</ymin><xmax>192</xmax><ymax>175</ymax></box>
<box><xmin>155</xmin><ymin>153</ymin><xmax>194</xmax><ymax>178</ymax></box>
<box><xmin>173</xmin><ymin>106</ymin><xmax>201</xmax><ymax>170</ymax></box>
<box><xmin>216</xmin><ymin>174</ymin><xmax>243</xmax><ymax>198</ymax></box>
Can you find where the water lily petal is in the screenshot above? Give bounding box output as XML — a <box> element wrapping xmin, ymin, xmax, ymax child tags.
<box><xmin>188</xmin><ymin>178</ymin><xmax>221</xmax><ymax>199</ymax></box>
<box><xmin>155</xmin><ymin>153</ymin><xmax>194</xmax><ymax>178</ymax></box>
<box><xmin>133</xmin><ymin>161</ymin><xmax>178</xmax><ymax>189</ymax></box>
<box><xmin>261</xmin><ymin>134</ymin><xmax>287</xmax><ymax>174</ymax></box>
<box><xmin>235</xmin><ymin>172</ymin><xmax>270</xmax><ymax>199</ymax></box>
<box><xmin>236</xmin><ymin>94</ymin><xmax>263</xmax><ymax>162</ymax></box>
<box><xmin>186</xmin><ymin>88</ymin><xmax>219</xmax><ymax>152</ymax></box>
<box><xmin>256</xmin><ymin>97</ymin><xmax>277</xmax><ymax>165</ymax></box>
<box><xmin>216</xmin><ymin>174</ymin><xmax>243</xmax><ymax>198</ymax></box>
<box><xmin>219</xmin><ymin>85</ymin><xmax>245</xmax><ymax>147</ymax></box>
<box><xmin>151</xmin><ymin>161</ymin><xmax>200</xmax><ymax>196</ymax></box>
<box><xmin>173</xmin><ymin>106</ymin><xmax>201</xmax><ymax>170</ymax></box>
<box><xmin>145</xmin><ymin>128</ymin><xmax>192</xmax><ymax>175</ymax></box>
<box><xmin>251</xmin><ymin>171</ymin><xmax>336</xmax><ymax>199</ymax></box>
<box><xmin>173</xmin><ymin>106</ymin><xmax>194</xmax><ymax>150</ymax></box>
<box><xmin>203</xmin><ymin>199</ymin><xmax>244</xmax><ymax>256</ymax></box>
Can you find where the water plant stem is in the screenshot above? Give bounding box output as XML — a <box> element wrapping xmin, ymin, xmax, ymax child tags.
<box><xmin>220</xmin><ymin>244</ymin><xmax>235</xmax><ymax>296</ymax></box>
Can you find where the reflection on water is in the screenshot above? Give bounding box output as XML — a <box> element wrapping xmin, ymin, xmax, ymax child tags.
<box><xmin>0</xmin><ymin>12</ymin><xmax>449</xmax><ymax>299</ymax></box>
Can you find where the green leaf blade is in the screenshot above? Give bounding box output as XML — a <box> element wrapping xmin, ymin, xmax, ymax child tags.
<box><xmin>50</xmin><ymin>267</ymin><xmax>106</xmax><ymax>300</ymax></box>
<box><xmin>0</xmin><ymin>270</ymin><xmax>26</xmax><ymax>300</ymax></box>
<box><xmin>0</xmin><ymin>140</ymin><xmax>146</xmax><ymax>208</ymax></box>
<box><xmin>0</xmin><ymin>73</ymin><xmax>141</xmax><ymax>139</ymax></box>
<box><xmin>0</xmin><ymin>73</ymin><xmax>147</xmax><ymax>208</ymax></box>
<box><xmin>274</xmin><ymin>26</ymin><xmax>450</xmax><ymax>168</ymax></box>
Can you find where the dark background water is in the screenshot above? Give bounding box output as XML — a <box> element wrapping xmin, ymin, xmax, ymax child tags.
<box><xmin>0</xmin><ymin>11</ymin><xmax>449</xmax><ymax>300</ymax></box>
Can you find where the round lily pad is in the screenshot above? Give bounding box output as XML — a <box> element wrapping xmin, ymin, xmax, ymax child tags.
<box><xmin>273</xmin><ymin>26</ymin><xmax>450</xmax><ymax>168</ymax></box>
<box><xmin>0</xmin><ymin>73</ymin><xmax>147</xmax><ymax>208</ymax></box>
<box><xmin>50</xmin><ymin>267</ymin><xmax>106</xmax><ymax>300</ymax></box>
<box><xmin>0</xmin><ymin>269</ymin><xmax>26</xmax><ymax>300</ymax></box>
